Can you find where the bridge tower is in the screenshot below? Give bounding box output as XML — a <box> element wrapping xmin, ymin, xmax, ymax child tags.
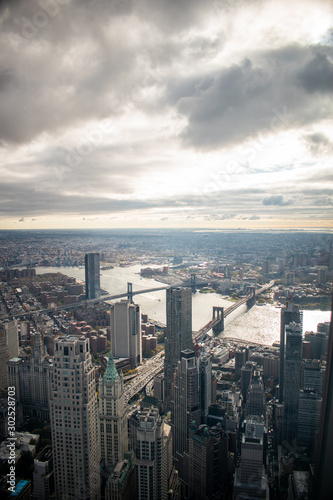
<box><xmin>190</xmin><ymin>273</ymin><xmax>197</xmax><ymax>293</ymax></box>
<box><xmin>127</xmin><ymin>282</ymin><xmax>133</xmax><ymax>303</ymax></box>
<box><xmin>212</xmin><ymin>306</ymin><xmax>224</xmax><ymax>334</ymax></box>
<box><xmin>246</xmin><ymin>286</ymin><xmax>256</xmax><ymax>307</ymax></box>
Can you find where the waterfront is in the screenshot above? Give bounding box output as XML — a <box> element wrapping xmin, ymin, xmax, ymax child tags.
<box><xmin>36</xmin><ymin>266</ymin><xmax>331</xmax><ymax>346</ymax></box>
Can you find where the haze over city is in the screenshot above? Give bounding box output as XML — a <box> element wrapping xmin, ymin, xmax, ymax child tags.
<box><xmin>0</xmin><ymin>0</ymin><xmax>333</xmax><ymax>230</ymax></box>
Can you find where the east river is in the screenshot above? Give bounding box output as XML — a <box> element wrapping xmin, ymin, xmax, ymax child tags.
<box><xmin>36</xmin><ymin>265</ymin><xmax>331</xmax><ymax>346</ymax></box>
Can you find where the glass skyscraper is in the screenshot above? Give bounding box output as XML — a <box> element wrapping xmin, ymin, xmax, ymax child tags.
<box><xmin>85</xmin><ymin>252</ymin><xmax>100</xmax><ymax>299</ymax></box>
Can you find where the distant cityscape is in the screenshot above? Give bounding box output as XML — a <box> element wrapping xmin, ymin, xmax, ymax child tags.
<box><xmin>0</xmin><ymin>229</ymin><xmax>332</xmax><ymax>499</ymax></box>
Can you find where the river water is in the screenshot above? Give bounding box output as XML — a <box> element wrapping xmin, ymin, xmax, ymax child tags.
<box><xmin>36</xmin><ymin>266</ymin><xmax>331</xmax><ymax>346</ymax></box>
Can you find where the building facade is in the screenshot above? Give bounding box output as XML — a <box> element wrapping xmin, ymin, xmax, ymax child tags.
<box><xmin>85</xmin><ymin>253</ymin><xmax>100</xmax><ymax>299</ymax></box>
<box><xmin>283</xmin><ymin>322</ymin><xmax>303</xmax><ymax>445</ymax></box>
<box><xmin>279</xmin><ymin>303</ymin><xmax>302</xmax><ymax>404</ymax></box>
<box><xmin>99</xmin><ymin>351</ymin><xmax>128</xmax><ymax>474</ymax></box>
<box><xmin>8</xmin><ymin>333</ymin><xmax>50</xmax><ymax>421</ymax></box>
<box><xmin>49</xmin><ymin>336</ymin><xmax>100</xmax><ymax>500</ymax></box>
<box><xmin>164</xmin><ymin>287</ymin><xmax>193</xmax><ymax>409</ymax></box>
<box><xmin>110</xmin><ymin>300</ymin><xmax>142</xmax><ymax>368</ymax></box>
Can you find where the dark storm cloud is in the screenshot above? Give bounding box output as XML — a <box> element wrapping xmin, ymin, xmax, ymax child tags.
<box><xmin>168</xmin><ymin>45</ymin><xmax>333</xmax><ymax>149</ymax></box>
<box><xmin>298</xmin><ymin>53</ymin><xmax>333</xmax><ymax>93</ymax></box>
<box><xmin>303</xmin><ymin>132</ymin><xmax>333</xmax><ymax>155</ymax></box>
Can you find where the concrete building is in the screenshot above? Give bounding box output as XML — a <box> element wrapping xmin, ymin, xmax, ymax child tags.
<box><xmin>241</xmin><ymin>361</ymin><xmax>256</xmax><ymax>404</ymax></box>
<box><xmin>198</xmin><ymin>351</ymin><xmax>212</xmax><ymax>423</ymax></box>
<box><xmin>85</xmin><ymin>252</ymin><xmax>100</xmax><ymax>299</ymax></box>
<box><xmin>302</xmin><ymin>359</ymin><xmax>324</xmax><ymax>396</ymax></box>
<box><xmin>133</xmin><ymin>407</ymin><xmax>177</xmax><ymax>500</ymax></box>
<box><xmin>246</xmin><ymin>370</ymin><xmax>266</xmax><ymax>418</ymax></box>
<box><xmin>283</xmin><ymin>322</ymin><xmax>303</xmax><ymax>445</ymax></box>
<box><xmin>8</xmin><ymin>333</ymin><xmax>50</xmax><ymax>421</ymax></box>
<box><xmin>164</xmin><ymin>287</ymin><xmax>193</xmax><ymax>409</ymax></box>
<box><xmin>297</xmin><ymin>389</ymin><xmax>322</xmax><ymax>451</ymax></box>
<box><xmin>172</xmin><ymin>350</ymin><xmax>200</xmax><ymax>458</ymax></box>
<box><xmin>49</xmin><ymin>336</ymin><xmax>100</xmax><ymax>500</ymax></box>
<box><xmin>235</xmin><ymin>348</ymin><xmax>248</xmax><ymax>379</ymax></box>
<box><xmin>233</xmin><ymin>417</ymin><xmax>268</xmax><ymax>499</ymax></box>
<box><xmin>110</xmin><ymin>300</ymin><xmax>142</xmax><ymax>368</ymax></box>
<box><xmin>105</xmin><ymin>451</ymin><xmax>135</xmax><ymax>500</ymax></box>
<box><xmin>99</xmin><ymin>351</ymin><xmax>128</xmax><ymax>476</ymax></box>
<box><xmin>279</xmin><ymin>303</ymin><xmax>302</xmax><ymax>403</ymax></box>
<box><xmin>304</xmin><ymin>330</ymin><xmax>328</xmax><ymax>360</ymax></box>
<box><xmin>32</xmin><ymin>446</ymin><xmax>54</xmax><ymax>500</ymax></box>
<box><xmin>0</xmin><ymin>320</ymin><xmax>18</xmax><ymax>389</ymax></box>
<box><xmin>188</xmin><ymin>423</ymin><xmax>224</xmax><ymax>500</ymax></box>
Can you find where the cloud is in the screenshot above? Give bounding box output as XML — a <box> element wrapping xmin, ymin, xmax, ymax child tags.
<box><xmin>262</xmin><ymin>195</ymin><xmax>290</xmax><ymax>206</ymax></box>
<box><xmin>303</xmin><ymin>132</ymin><xmax>333</xmax><ymax>155</ymax></box>
<box><xmin>167</xmin><ymin>45</ymin><xmax>333</xmax><ymax>150</ymax></box>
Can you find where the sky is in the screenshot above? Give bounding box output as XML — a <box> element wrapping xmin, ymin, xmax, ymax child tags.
<box><xmin>0</xmin><ymin>0</ymin><xmax>333</xmax><ymax>231</ymax></box>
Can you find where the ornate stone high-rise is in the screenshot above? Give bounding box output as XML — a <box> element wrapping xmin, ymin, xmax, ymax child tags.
<box><xmin>99</xmin><ymin>351</ymin><xmax>128</xmax><ymax>473</ymax></box>
<box><xmin>8</xmin><ymin>332</ymin><xmax>50</xmax><ymax>421</ymax></box>
<box><xmin>49</xmin><ymin>336</ymin><xmax>100</xmax><ymax>500</ymax></box>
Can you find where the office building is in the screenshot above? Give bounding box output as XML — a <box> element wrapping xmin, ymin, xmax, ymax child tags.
<box><xmin>85</xmin><ymin>253</ymin><xmax>100</xmax><ymax>299</ymax></box>
<box><xmin>241</xmin><ymin>361</ymin><xmax>256</xmax><ymax>404</ymax></box>
<box><xmin>172</xmin><ymin>350</ymin><xmax>200</xmax><ymax>458</ymax></box>
<box><xmin>279</xmin><ymin>303</ymin><xmax>302</xmax><ymax>403</ymax></box>
<box><xmin>0</xmin><ymin>320</ymin><xmax>18</xmax><ymax>389</ymax></box>
<box><xmin>302</xmin><ymin>359</ymin><xmax>324</xmax><ymax>395</ymax></box>
<box><xmin>235</xmin><ymin>348</ymin><xmax>248</xmax><ymax>379</ymax></box>
<box><xmin>297</xmin><ymin>389</ymin><xmax>322</xmax><ymax>451</ymax></box>
<box><xmin>110</xmin><ymin>300</ymin><xmax>142</xmax><ymax>368</ymax></box>
<box><xmin>132</xmin><ymin>406</ymin><xmax>177</xmax><ymax>500</ymax></box>
<box><xmin>304</xmin><ymin>330</ymin><xmax>328</xmax><ymax>360</ymax></box>
<box><xmin>188</xmin><ymin>422</ymin><xmax>224</xmax><ymax>500</ymax></box>
<box><xmin>32</xmin><ymin>446</ymin><xmax>54</xmax><ymax>500</ymax></box>
<box><xmin>8</xmin><ymin>333</ymin><xmax>50</xmax><ymax>421</ymax></box>
<box><xmin>198</xmin><ymin>351</ymin><xmax>212</xmax><ymax>423</ymax></box>
<box><xmin>164</xmin><ymin>287</ymin><xmax>193</xmax><ymax>409</ymax></box>
<box><xmin>99</xmin><ymin>351</ymin><xmax>128</xmax><ymax>473</ymax></box>
<box><xmin>49</xmin><ymin>336</ymin><xmax>100</xmax><ymax>500</ymax></box>
<box><xmin>313</xmin><ymin>299</ymin><xmax>333</xmax><ymax>499</ymax></box>
<box><xmin>316</xmin><ymin>266</ymin><xmax>327</xmax><ymax>285</ymax></box>
<box><xmin>105</xmin><ymin>451</ymin><xmax>135</xmax><ymax>500</ymax></box>
<box><xmin>233</xmin><ymin>417</ymin><xmax>268</xmax><ymax>499</ymax></box>
<box><xmin>246</xmin><ymin>370</ymin><xmax>266</xmax><ymax>418</ymax></box>
<box><xmin>283</xmin><ymin>322</ymin><xmax>303</xmax><ymax>445</ymax></box>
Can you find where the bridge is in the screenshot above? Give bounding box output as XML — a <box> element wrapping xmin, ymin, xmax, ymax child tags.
<box><xmin>123</xmin><ymin>281</ymin><xmax>274</xmax><ymax>402</ymax></box>
<box><xmin>193</xmin><ymin>281</ymin><xmax>274</xmax><ymax>343</ymax></box>
<box><xmin>2</xmin><ymin>275</ymin><xmax>220</xmax><ymax>321</ymax></box>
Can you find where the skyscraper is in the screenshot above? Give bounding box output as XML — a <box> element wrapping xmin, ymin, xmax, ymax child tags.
<box><xmin>297</xmin><ymin>389</ymin><xmax>322</xmax><ymax>451</ymax></box>
<box><xmin>282</xmin><ymin>322</ymin><xmax>303</xmax><ymax>444</ymax></box>
<box><xmin>85</xmin><ymin>253</ymin><xmax>100</xmax><ymax>299</ymax></box>
<box><xmin>198</xmin><ymin>351</ymin><xmax>212</xmax><ymax>423</ymax></box>
<box><xmin>312</xmin><ymin>297</ymin><xmax>333</xmax><ymax>499</ymax></box>
<box><xmin>132</xmin><ymin>406</ymin><xmax>175</xmax><ymax>500</ymax></box>
<box><xmin>49</xmin><ymin>336</ymin><xmax>100</xmax><ymax>500</ymax></box>
<box><xmin>279</xmin><ymin>303</ymin><xmax>302</xmax><ymax>403</ymax></box>
<box><xmin>0</xmin><ymin>319</ymin><xmax>18</xmax><ymax>389</ymax></box>
<box><xmin>99</xmin><ymin>351</ymin><xmax>128</xmax><ymax>473</ymax></box>
<box><xmin>188</xmin><ymin>422</ymin><xmax>224</xmax><ymax>500</ymax></box>
<box><xmin>172</xmin><ymin>350</ymin><xmax>200</xmax><ymax>459</ymax></box>
<box><xmin>164</xmin><ymin>287</ymin><xmax>193</xmax><ymax>409</ymax></box>
<box><xmin>233</xmin><ymin>417</ymin><xmax>268</xmax><ymax>499</ymax></box>
<box><xmin>246</xmin><ymin>370</ymin><xmax>266</xmax><ymax>419</ymax></box>
<box><xmin>110</xmin><ymin>299</ymin><xmax>142</xmax><ymax>368</ymax></box>
<box><xmin>8</xmin><ymin>332</ymin><xmax>50</xmax><ymax>421</ymax></box>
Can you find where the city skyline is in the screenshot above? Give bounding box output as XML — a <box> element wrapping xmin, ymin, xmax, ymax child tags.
<box><xmin>0</xmin><ymin>0</ymin><xmax>332</xmax><ymax>231</ymax></box>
